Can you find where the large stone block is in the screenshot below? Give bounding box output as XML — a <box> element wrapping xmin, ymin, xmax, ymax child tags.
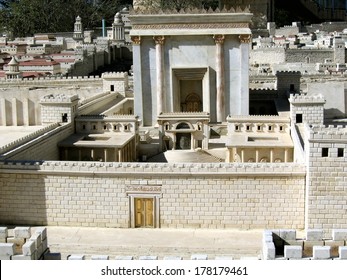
<box><xmin>280</xmin><ymin>229</ymin><xmax>296</xmax><ymax>241</ymax></box>
<box><xmin>29</xmin><ymin>233</ymin><xmax>42</xmax><ymax>249</ymax></box>
<box><xmin>303</xmin><ymin>241</ymin><xmax>324</xmax><ymax>257</ymax></box>
<box><xmin>22</xmin><ymin>240</ymin><xmax>36</xmax><ymax>256</ymax></box>
<box><xmin>0</xmin><ymin>243</ymin><xmax>15</xmax><ymax>256</ymax></box>
<box><xmin>115</xmin><ymin>256</ymin><xmax>133</xmax><ymax>260</ymax></box>
<box><xmin>306</xmin><ymin>229</ymin><xmax>323</xmax><ymax>241</ymax></box>
<box><xmin>91</xmin><ymin>255</ymin><xmax>109</xmax><ymax>260</ymax></box>
<box><xmin>0</xmin><ymin>227</ymin><xmax>8</xmax><ymax>239</ymax></box>
<box><xmin>139</xmin><ymin>256</ymin><xmax>158</xmax><ymax>260</ymax></box>
<box><xmin>5</xmin><ymin>238</ymin><xmax>25</xmax><ymax>254</ymax></box>
<box><xmin>68</xmin><ymin>254</ymin><xmax>85</xmax><ymax>260</ymax></box>
<box><xmin>263</xmin><ymin>242</ymin><xmax>276</xmax><ymax>260</ymax></box>
<box><xmin>191</xmin><ymin>254</ymin><xmax>208</xmax><ymax>260</ymax></box>
<box><xmin>313</xmin><ymin>246</ymin><xmax>331</xmax><ymax>260</ymax></box>
<box><xmin>12</xmin><ymin>254</ymin><xmax>35</xmax><ymax>260</ymax></box>
<box><xmin>14</xmin><ymin>227</ymin><xmax>31</xmax><ymax>239</ymax></box>
<box><xmin>284</xmin><ymin>245</ymin><xmax>302</xmax><ymax>259</ymax></box>
<box><xmin>332</xmin><ymin>229</ymin><xmax>347</xmax><ymax>241</ymax></box>
<box><xmin>35</xmin><ymin>228</ymin><xmax>47</xmax><ymax>241</ymax></box>
<box><xmin>339</xmin><ymin>246</ymin><xmax>347</xmax><ymax>259</ymax></box>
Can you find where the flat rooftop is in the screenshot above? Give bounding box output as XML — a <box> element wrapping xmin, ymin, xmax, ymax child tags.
<box><xmin>0</xmin><ymin>126</ymin><xmax>46</xmax><ymax>147</ymax></box>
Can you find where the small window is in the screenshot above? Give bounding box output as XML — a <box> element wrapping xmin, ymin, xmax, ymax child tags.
<box><xmin>246</xmin><ymin>125</ymin><xmax>251</xmax><ymax>132</ymax></box>
<box><xmin>110</xmin><ymin>85</ymin><xmax>114</xmax><ymax>91</ymax></box>
<box><xmin>322</xmin><ymin>148</ymin><xmax>329</xmax><ymax>157</ymax></box>
<box><xmin>114</xmin><ymin>125</ymin><xmax>118</xmax><ymax>130</ymax></box>
<box><xmin>104</xmin><ymin>125</ymin><xmax>107</xmax><ymax>130</ymax></box>
<box><xmin>268</xmin><ymin>125</ymin><xmax>273</xmax><ymax>131</ymax></box>
<box><xmin>165</xmin><ymin>124</ymin><xmax>169</xmax><ymax>131</ymax></box>
<box><xmin>279</xmin><ymin>125</ymin><xmax>284</xmax><ymax>132</ymax></box>
<box><xmin>290</xmin><ymin>84</ymin><xmax>295</xmax><ymax>91</ymax></box>
<box><xmin>124</xmin><ymin>125</ymin><xmax>129</xmax><ymax>131</ymax></box>
<box><xmin>235</xmin><ymin>125</ymin><xmax>240</xmax><ymax>131</ymax></box>
<box><xmin>82</xmin><ymin>124</ymin><xmax>86</xmax><ymax>130</ymax></box>
<box><xmin>338</xmin><ymin>148</ymin><xmax>344</xmax><ymax>158</ymax></box>
<box><xmin>257</xmin><ymin>125</ymin><xmax>262</xmax><ymax>131</ymax></box>
<box><xmin>93</xmin><ymin>125</ymin><xmax>96</xmax><ymax>130</ymax></box>
<box><xmin>296</xmin><ymin>114</ymin><xmax>303</xmax><ymax>124</ymax></box>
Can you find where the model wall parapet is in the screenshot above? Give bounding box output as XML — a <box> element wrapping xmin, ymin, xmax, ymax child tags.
<box><xmin>289</xmin><ymin>94</ymin><xmax>325</xmax><ymax>104</ymax></box>
<box><xmin>227</xmin><ymin>115</ymin><xmax>289</xmax><ymax>122</ymax></box>
<box><xmin>305</xmin><ymin>124</ymin><xmax>347</xmax><ymax>141</ymax></box>
<box><xmin>40</xmin><ymin>93</ymin><xmax>79</xmax><ymax>104</ymax></box>
<box><xmin>0</xmin><ymin>160</ymin><xmax>306</xmax><ymax>176</ymax></box>
<box><xmin>0</xmin><ymin>75</ymin><xmax>102</xmax><ymax>83</ymax></box>
<box><xmin>0</xmin><ymin>123</ymin><xmax>60</xmax><ymax>155</ymax></box>
<box><xmin>102</xmin><ymin>72</ymin><xmax>128</xmax><ymax>79</ymax></box>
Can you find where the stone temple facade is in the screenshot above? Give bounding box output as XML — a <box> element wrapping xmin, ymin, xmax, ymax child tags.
<box><xmin>0</xmin><ymin>4</ymin><xmax>346</xmax><ymax>237</ymax></box>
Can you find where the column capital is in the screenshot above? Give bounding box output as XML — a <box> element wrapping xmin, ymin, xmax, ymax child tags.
<box><xmin>213</xmin><ymin>34</ymin><xmax>225</xmax><ymax>44</ymax></box>
<box><xmin>153</xmin><ymin>35</ymin><xmax>165</xmax><ymax>45</ymax></box>
<box><xmin>131</xmin><ymin>36</ymin><xmax>141</xmax><ymax>45</ymax></box>
<box><xmin>239</xmin><ymin>34</ymin><xmax>252</xmax><ymax>44</ymax></box>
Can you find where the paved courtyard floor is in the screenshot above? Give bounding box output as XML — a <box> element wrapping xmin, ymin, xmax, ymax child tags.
<box><xmin>39</xmin><ymin>226</ymin><xmax>265</xmax><ymax>260</ymax></box>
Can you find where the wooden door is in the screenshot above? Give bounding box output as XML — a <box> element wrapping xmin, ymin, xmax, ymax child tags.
<box><xmin>135</xmin><ymin>198</ymin><xmax>154</xmax><ymax>228</ymax></box>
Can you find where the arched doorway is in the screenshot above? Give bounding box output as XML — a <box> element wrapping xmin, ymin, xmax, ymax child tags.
<box><xmin>176</xmin><ymin>122</ymin><xmax>191</xmax><ymax>150</ymax></box>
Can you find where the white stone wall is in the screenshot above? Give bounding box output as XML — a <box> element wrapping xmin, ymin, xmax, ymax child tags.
<box><xmin>289</xmin><ymin>94</ymin><xmax>325</xmax><ymax>125</ymax></box>
<box><xmin>250</xmin><ymin>48</ymin><xmax>286</xmax><ymax>65</ymax></box>
<box><xmin>2</xmin><ymin>124</ymin><xmax>74</xmax><ymax>161</ymax></box>
<box><xmin>305</xmin><ymin>125</ymin><xmax>347</xmax><ymax>235</ymax></box>
<box><xmin>0</xmin><ymin>161</ymin><xmax>306</xmax><ymax>229</ymax></box>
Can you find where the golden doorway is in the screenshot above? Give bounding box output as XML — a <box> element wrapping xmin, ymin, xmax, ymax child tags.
<box><xmin>135</xmin><ymin>198</ymin><xmax>154</xmax><ymax>228</ymax></box>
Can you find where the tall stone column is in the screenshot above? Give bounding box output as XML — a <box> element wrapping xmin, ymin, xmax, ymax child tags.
<box><xmin>239</xmin><ymin>34</ymin><xmax>251</xmax><ymax>115</ymax></box>
<box><xmin>154</xmin><ymin>36</ymin><xmax>165</xmax><ymax>116</ymax></box>
<box><xmin>214</xmin><ymin>35</ymin><xmax>225</xmax><ymax>123</ymax></box>
<box><xmin>131</xmin><ymin>36</ymin><xmax>143</xmax><ymax>124</ymax></box>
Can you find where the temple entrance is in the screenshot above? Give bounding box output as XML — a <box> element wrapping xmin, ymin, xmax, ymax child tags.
<box><xmin>175</xmin><ymin>122</ymin><xmax>192</xmax><ymax>150</ymax></box>
<box><xmin>176</xmin><ymin>133</ymin><xmax>191</xmax><ymax>150</ymax></box>
<box><xmin>134</xmin><ymin>198</ymin><xmax>154</xmax><ymax>228</ymax></box>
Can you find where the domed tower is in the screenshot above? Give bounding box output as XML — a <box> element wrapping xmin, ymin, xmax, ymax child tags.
<box><xmin>5</xmin><ymin>56</ymin><xmax>22</xmax><ymax>79</ymax></box>
<box><xmin>111</xmin><ymin>12</ymin><xmax>125</xmax><ymax>43</ymax></box>
<box><xmin>73</xmin><ymin>15</ymin><xmax>84</xmax><ymax>42</ymax></box>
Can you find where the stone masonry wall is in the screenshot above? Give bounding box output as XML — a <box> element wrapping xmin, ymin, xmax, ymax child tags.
<box><xmin>285</xmin><ymin>49</ymin><xmax>334</xmax><ymax>64</ymax></box>
<box><xmin>305</xmin><ymin>125</ymin><xmax>347</xmax><ymax>235</ymax></box>
<box><xmin>0</xmin><ymin>161</ymin><xmax>306</xmax><ymax>229</ymax></box>
<box><xmin>1</xmin><ymin>123</ymin><xmax>74</xmax><ymax>161</ymax></box>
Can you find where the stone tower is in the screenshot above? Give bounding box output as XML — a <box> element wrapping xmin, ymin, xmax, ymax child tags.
<box><xmin>5</xmin><ymin>56</ymin><xmax>22</xmax><ymax>79</ymax></box>
<box><xmin>111</xmin><ymin>12</ymin><xmax>125</xmax><ymax>43</ymax></box>
<box><xmin>73</xmin><ymin>16</ymin><xmax>84</xmax><ymax>42</ymax></box>
<box><xmin>333</xmin><ymin>36</ymin><xmax>345</xmax><ymax>64</ymax></box>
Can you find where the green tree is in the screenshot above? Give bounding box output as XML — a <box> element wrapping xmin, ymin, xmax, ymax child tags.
<box><xmin>0</xmin><ymin>0</ymin><xmax>132</xmax><ymax>37</ymax></box>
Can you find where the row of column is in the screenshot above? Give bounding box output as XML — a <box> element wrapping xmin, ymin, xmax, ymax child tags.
<box><xmin>236</xmin><ymin>148</ymin><xmax>290</xmax><ymax>163</ymax></box>
<box><xmin>0</xmin><ymin>97</ymin><xmax>31</xmax><ymax>126</ymax></box>
<box><xmin>62</xmin><ymin>139</ymin><xmax>137</xmax><ymax>162</ymax></box>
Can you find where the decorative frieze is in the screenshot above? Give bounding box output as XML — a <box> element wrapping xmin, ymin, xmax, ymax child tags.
<box><xmin>132</xmin><ymin>23</ymin><xmax>249</xmax><ymax>30</ymax></box>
